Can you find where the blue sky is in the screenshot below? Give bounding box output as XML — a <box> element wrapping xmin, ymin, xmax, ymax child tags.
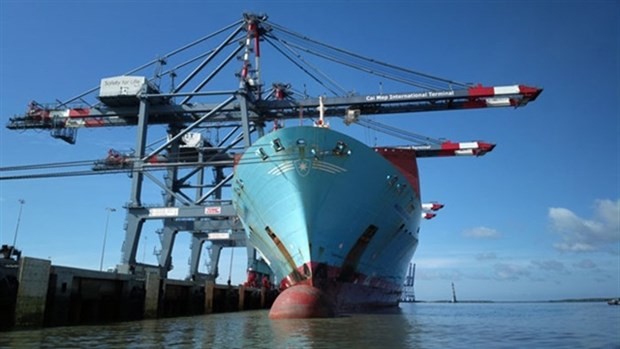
<box><xmin>0</xmin><ymin>1</ymin><xmax>618</xmax><ymax>302</ymax></box>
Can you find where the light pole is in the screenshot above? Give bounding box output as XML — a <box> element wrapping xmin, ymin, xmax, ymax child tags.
<box><xmin>99</xmin><ymin>207</ymin><xmax>116</xmax><ymax>271</ymax></box>
<box><xmin>142</xmin><ymin>235</ymin><xmax>148</xmax><ymax>263</ymax></box>
<box><xmin>10</xmin><ymin>199</ymin><xmax>26</xmax><ymax>256</ymax></box>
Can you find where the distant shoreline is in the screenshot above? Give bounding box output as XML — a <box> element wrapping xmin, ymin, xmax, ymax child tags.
<box><xmin>407</xmin><ymin>298</ymin><xmax>618</xmax><ymax>304</ymax></box>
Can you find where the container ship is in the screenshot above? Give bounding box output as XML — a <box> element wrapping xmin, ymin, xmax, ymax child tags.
<box><xmin>232</xmin><ymin>124</ymin><xmax>422</xmax><ymax>318</ymax></box>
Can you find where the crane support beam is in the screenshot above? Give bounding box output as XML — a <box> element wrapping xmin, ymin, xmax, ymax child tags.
<box><xmin>188</xmin><ymin>234</ymin><xmax>244</xmax><ymax>282</ymax></box>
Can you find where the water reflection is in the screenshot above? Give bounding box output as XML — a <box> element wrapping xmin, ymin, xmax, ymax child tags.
<box><xmin>268</xmin><ymin>308</ymin><xmax>422</xmax><ymax>349</ymax></box>
<box><xmin>3</xmin><ymin>303</ymin><xmax>612</xmax><ymax>348</ymax></box>
<box><xmin>0</xmin><ymin>309</ymin><xmax>421</xmax><ymax>349</ymax></box>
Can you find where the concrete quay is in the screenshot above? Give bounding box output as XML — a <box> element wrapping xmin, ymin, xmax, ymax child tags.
<box><xmin>0</xmin><ymin>256</ymin><xmax>277</xmax><ymax>331</ymax></box>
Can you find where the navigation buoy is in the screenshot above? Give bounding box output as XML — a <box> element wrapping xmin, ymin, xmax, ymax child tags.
<box><xmin>269</xmin><ymin>284</ymin><xmax>335</xmax><ymax>319</ymax></box>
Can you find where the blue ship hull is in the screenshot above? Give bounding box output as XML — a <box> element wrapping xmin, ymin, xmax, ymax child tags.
<box><xmin>232</xmin><ymin>126</ymin><xmax>421</xmax><ymax>311</ymax></box>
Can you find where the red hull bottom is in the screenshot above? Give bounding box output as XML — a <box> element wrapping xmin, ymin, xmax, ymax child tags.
<box><xmin>269</xmin><ymin>262</ymin><xmax>402</xmax><ymax>318</ymax></box>
<box><xmin>269</xmin><ymin>285</ymin><xmax>335</xmax><ymax>319</ymax></box>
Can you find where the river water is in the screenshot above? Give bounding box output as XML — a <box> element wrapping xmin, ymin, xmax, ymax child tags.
<box><xmin>0</xmin><ymin>302</ymin><xmax>618</xmax><ymax>348</ymax></box>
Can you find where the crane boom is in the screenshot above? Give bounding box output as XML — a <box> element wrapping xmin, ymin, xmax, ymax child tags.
<box><xmin>405</xmin><ymin>141</ymin><xmax>496</xmax><ymax>158</ymax></box>
<box><xmin>6</xmin><ymin>83</ymin><xmax>542</xmax><ymax>134</ymax></box>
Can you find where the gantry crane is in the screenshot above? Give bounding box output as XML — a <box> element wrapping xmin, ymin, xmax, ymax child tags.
<box><xmin>4</xmin><ymin>13</ymin><xmax>541</xmax><ymax>281</ymax></box>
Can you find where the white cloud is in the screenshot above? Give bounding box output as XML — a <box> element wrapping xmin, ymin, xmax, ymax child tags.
<box><xmin>493</xmin><ymin>263</ymin><xmax>530</xmax><ymax>281</ymax></box>
<box><xmin>463</xmin><ymin>226</ymin><xmax>500</xmax><ymax>239</ymax></box>
<box><xmin>553</xmin><ymin>242</ymin><xmax>596</xmax><ymax>252</ymax></box>
<box><xmin>416</xmin><ymin>267</ymin><xmax>468</xmax><ymax>282</ymax></box>
<box><xmin>549</xmin><ymin>199</ymin><xmax>620</xmax><ymax>252</ymax></box>
<box><xmin>531</xmin><ymin>259</ymin><xmax>567</xmax><ymax>273</ymax></box>
<box><xmin>572</xmin><ymin>259</ymin><xmax>597</xmax><ymax>269</ymax></box>
<box><xmin>415</xmin><ymin>257</ymin><xmax>463</xmax><ymax>269</ymax></box>
<box><xmin>475</xmin><ymin>252</ymin><xmax>498</xmax><ymax>261</ymax></box>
